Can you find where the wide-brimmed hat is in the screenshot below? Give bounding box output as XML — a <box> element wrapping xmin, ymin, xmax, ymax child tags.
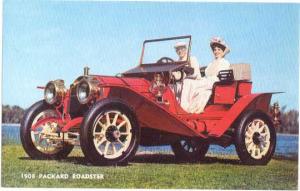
<box><xmin>210</xmin><ymin>37</ymin><xmax>230</xmax><ymax>55</ymax></box>
<box><xmin>174</xmin><ymin>41</ymin><xmax>187</xmax><ymax>49</ymax></box>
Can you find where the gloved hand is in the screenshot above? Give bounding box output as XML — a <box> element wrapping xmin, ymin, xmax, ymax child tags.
<box><xmin>183</xmin><ymin>66</ymin><xmax>194</xmax><ymax>75</ymax></box>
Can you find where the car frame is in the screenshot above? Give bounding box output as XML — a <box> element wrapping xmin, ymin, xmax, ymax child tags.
<box><xmin>20</xmin><ymin>35</ymin><xmax>279</xmax><ymax>165</ymax></box>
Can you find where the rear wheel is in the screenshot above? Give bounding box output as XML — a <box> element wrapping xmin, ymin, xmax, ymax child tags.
<box><xmin>20</xmin><ymin>100</ymin><xmax>74</xmax><ymax>159</ymax></box>
<box><xmin>235</xmin><ymin>110</ymin><xmax>276</xmax><ymax>165</ymax></box>
<box><xmin>171</xmin><ymin>138</ymin><xmax>209</xmax><ymax>162</ymax></box>
<box><xmin>80</xmin><ymin>99</ymin><xmax>140</xmax><ymax>165</ymax></box>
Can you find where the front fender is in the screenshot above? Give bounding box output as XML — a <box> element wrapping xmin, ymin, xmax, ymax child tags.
<box><xmin>209</xmin><ymin>93</ymin><xmax>274</xmax><ymax>137</ymax></box>
<box><xmin>105</xmin><ymin>86</ymin><xmax>201</xmax><ymax>137</ymax></box>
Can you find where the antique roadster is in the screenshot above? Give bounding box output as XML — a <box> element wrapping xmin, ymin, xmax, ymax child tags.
<box><xmin>20</xmin><ymin>35</ymin><xmax>278</xmax><ymax>166</ymax></box>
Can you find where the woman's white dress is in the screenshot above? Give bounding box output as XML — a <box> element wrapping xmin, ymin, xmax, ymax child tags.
<box><xmin>180</xmin><ymin>58</ymin><xmax>230</xmax><ymax>113</ymax></box>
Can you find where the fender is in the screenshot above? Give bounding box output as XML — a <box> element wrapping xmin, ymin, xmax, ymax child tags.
<box><xmin>208</xmin><ymin>93</ymin><xmax>276</xmax><ymax>137</ymax></box>
<box><xmin>105</xmin><ymin>85</ymin><xmax>203</xmax><ymax>137</ymax></box>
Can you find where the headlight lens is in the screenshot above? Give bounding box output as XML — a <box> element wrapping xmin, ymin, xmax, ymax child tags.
<box><xmin>77</xmin><ymin>81</ymin><xmax>90</xmax><ymax>104</ymax></box>
<box><xmin>44</xmin><ymin>80</ymin><xmax>65</xmax><ymax>105</ymax></box>
<box><xmin>45</xmin><ymin>83</ymin><xmax>56</xmax><ymax>104</ymax></box>
<box><xmin>76</xmin><ymin>78</ymin><xmax>100</xmax><ymax>104</ymax></box>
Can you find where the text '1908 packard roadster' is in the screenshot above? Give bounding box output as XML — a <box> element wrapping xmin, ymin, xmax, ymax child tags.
<box><xmin>20</xmin><ymin>36</ymin><xmax>279</xmax><ymax>166</ymax></box>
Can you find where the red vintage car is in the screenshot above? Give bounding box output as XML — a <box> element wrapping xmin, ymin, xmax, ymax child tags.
<box><xmin>20</xmin><ymin>35</ymin><xmax>278</xmax><ymax>166</ymax></box>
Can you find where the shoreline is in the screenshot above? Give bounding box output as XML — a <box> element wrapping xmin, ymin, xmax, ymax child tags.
<box><xmin>1</xmin><ymin>123</ymin><xmax>299</xmax><ymax>136</ymax></box>
<box><xmin>276</xmin><ymin>133</ymin><xmax>299</xmax><ymax>137</ymax></box>
<box><xmin>2</xmin><ymin>123</ymin><xmax>20</xmax><ymax>126</ymax></box>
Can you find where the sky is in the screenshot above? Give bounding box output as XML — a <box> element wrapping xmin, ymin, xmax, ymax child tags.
<box><xmin>2</xmin><ymin>1</ymin><xmax>299</xmax><ymax>110</ymax></box>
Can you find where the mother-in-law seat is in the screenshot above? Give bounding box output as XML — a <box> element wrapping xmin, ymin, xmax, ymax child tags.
<box><xmin>200</xmin><ymin>63</ymin><xmax>252</xmax><ymax>105</ymax></box>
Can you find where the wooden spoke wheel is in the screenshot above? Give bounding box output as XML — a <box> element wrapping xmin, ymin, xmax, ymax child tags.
<box><xmin>80</xmin><ymin>99</ymin><xmax>140</xmax><ymax>165</ymax></box>
<box><xmin>235</xmin><ymin>110</ymin><xmax>276</xmax><ymax>165</ymax></box>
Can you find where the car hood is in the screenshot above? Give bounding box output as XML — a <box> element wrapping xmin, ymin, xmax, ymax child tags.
<box><xmin>90</xmin><ymin>75</ymin><xmax>151</xmax><ymax>93</ymax></box>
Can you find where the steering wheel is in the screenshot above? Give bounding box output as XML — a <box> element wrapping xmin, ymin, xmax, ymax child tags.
<box><xmin>156</xmin><ymin>57</ymin><xmax>175</xmax><ymax>64</ymax></box>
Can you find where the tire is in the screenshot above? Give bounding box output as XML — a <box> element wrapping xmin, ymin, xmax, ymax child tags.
<box><xmin>20</xmin><ymin>100</ymin><xmax>74</xmax><ymax>159</ymax></box>
<box><xmin>80</xmin><ymin>98</ymin><xmax>140</xmax><ymax>166</ymax></box>
<box><xmin>234</xmin><ymin>110</ymin><xmax>276</xmax><ymax>165</ymax></box>
<box><xmin>171</xmin><ymin>137</ymin><xmax>209</xmax><ymax>162</ymax></box>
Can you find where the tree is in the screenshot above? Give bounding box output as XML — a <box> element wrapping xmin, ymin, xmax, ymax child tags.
<box><xmin>271</xmin><ymin>103</ymin><xmax>299</xmax><ymax>134</ymax></box>
<box><xmin>2</xmin><ymin>105</ymin><xmax>25</xmax><ymax>124</ymax></box>
<box><xmin>281</xmin><ymin>109</ymin><xmax>299</xmax><ymax>134</ymax></box>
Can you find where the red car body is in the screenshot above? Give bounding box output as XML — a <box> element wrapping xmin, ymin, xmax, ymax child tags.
<box><xmin>22</xmin><ymin>35</ymin><xmax>278</xmax><ymax>165</ymax></box>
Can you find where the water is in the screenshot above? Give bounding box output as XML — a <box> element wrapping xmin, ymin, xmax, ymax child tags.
<box><xmin>2</xmin><ymin>124</ymin><xmax>298</xmax><ymax>158</ymax></box>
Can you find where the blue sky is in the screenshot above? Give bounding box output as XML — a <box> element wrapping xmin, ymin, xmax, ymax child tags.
<box><xmin>3</xmin><ymin>1</ymin><xmax>299</xmax><ymax>110</ymax></box>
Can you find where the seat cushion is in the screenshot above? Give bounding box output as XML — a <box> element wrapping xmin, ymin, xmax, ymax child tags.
<box><xmin>230</xmin><ymin>63</ymin><xmax>251</xmax><ymax>81</ymax></box>
<box><xmin>199</xmin><ymin>63</ymin><xmax>251</xmax><ymax>81</ymax></box>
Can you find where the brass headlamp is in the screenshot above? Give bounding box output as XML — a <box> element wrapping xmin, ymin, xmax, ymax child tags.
<box><xmin>44</xmin><ymin>79</ymin><xmax>66</xmax><ymax>105</ymax></box>
<box><xmin>76</xmin><ymin>77</ymin><xmax>100</xmax><ymax>104</ymax></box>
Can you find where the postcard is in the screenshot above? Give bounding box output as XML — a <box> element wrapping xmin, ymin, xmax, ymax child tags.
<box><xmin>2</xmin><ymin>1</ymin><xmax>298</xmax><ymax>190</ymax></box>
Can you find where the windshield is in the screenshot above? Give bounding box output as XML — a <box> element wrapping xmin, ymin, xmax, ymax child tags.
<box><xmin>141</xmin><ymin>36</ymin><xmax>191</xmax><ymax>65</ymax></box>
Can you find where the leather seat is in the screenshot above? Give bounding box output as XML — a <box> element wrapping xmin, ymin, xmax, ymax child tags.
<box><xmin>229</xmin><ymin>63</ymin><xmax>251</xmax><ymax>81</ymax></box>
<box><xmin>200</xmin><ymin>63</ymin><xmax>251</xmax><ymax>81</ymax></box>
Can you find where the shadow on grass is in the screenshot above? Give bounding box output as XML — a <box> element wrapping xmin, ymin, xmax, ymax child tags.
<box><xmin>19</xmin><ymin>156</ymin><xmax>93</xmax><ymax>166</ymax></box>
<box><xmin>18</xmin><ymin>154</ymin><xmax>241</xmax><ymax>166</ymax></box>
<box><xmin>273</xmin><ymin>155</ymin><xmax>298</xmax><ymax>161</ymax></box>
<box><xmin>18</xmin><ymin>156</ymin><xmax>130</xmax><ymax>167</ymax></box>
<box><xmin>133</xmin><ymin>154</ymin><xmax>242</xmax><ymax>165</ymax></box>
<box><xmin>19</xmin><ymin>153</ymin><xmax>297</xmax><ymax>167</ymax></box>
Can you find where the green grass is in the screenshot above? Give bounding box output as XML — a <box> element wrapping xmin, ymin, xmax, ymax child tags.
<box><xmin>2</xmin><ymin>144</ymin><xmax>298</xmax><ymax>189</ymax></box>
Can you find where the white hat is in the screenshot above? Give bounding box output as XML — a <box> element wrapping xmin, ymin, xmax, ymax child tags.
<box><xmin>210</xmin><ymin>37</ymin><xmax>230</xmax><ymax>55</ymax></box>
<box><xmin>174</xmin><ymin>41</ymin><xmax>187</xmax><ymax>49</ymax></box>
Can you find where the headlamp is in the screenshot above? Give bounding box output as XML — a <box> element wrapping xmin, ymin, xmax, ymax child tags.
<box><xmin>76</xmin><ymin>78</ymin><xmax>100</xmax><ymax>104</ymax></box>
<box><xmin>44</xmin><ymin>80</ymin><xmax>65</xmax><ymax>104</ymax></box>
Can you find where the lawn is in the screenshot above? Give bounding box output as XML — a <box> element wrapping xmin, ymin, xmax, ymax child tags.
<box><xmin>1</xmin><ymin>144</ymin><xmax>298</xmax><ymax>189</ymax></box>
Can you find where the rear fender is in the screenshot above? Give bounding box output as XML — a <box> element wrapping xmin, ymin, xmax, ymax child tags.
<box><xmin>209</xmin><ymin>93</ymin><xmax>273</xmax><ymax>137</ymax></box>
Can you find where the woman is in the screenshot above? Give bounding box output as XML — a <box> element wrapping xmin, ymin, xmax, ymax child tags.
<box><xmin>181</xmin><ymin>37</ymin><xmax>230</xmax><ymax>113</ymax></box>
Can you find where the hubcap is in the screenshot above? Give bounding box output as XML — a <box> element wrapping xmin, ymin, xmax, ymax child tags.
<box><xmin>105</xmin><ymin>126</ymin><xmax>121</xmax><ymax>142</ymax></box>
<box><xmin>252</xmin><ymin>132</ymin><xmax>261</xmax><ymax>145</ymax></box>
<box><xmin>92</xmin><ymin>110</ymin><xmax>132</xmax><ymax>159</ymax></box>
<box><xmin>244</xmin><ymin>119</ymin><xmax>271</xmax><ymax>159</ymax></box>
<box><xmin>31</xmin><ymin>110</ymin><xmax>62</xmax><ymax>154</ymax></box>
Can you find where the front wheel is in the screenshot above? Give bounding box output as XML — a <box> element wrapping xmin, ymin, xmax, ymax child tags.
<box><xmin>171</xmin><ymin>138</ymin><xmax>209</xmax><ymax>162</ymax></box>
<box><xmin>20</xmin><ymin>100</ymin><xmax>74</xmax><ymax>159</ymax></box>
<box><xmin>235</xmin><ymin>110</ymin><xmax>276</xmax><ymax>165</ymax></box>
<box><xmin>80</xmin><ymin>99</ymin><xmax>140</xmax><ymax>166</ymax></box>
